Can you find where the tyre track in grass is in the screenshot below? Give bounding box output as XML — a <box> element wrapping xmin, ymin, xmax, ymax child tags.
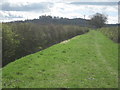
<box><xmin>92</xmin><ymin>31</ymin><xmax>117</xmax><ymax>76</ymax></box>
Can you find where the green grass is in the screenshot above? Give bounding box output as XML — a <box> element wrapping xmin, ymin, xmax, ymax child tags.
<box><xmin>2</xmin><ymin>30</ymin><xmax>118</xmax><ymax>88</ymax></box>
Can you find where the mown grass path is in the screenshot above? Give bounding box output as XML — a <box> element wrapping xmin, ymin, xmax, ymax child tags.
<box><xmin>2</xmin><ymin>30</ymin><xmax>118</xmax><ymax>88</ymax></box>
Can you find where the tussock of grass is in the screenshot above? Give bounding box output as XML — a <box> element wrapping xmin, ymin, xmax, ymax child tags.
<box><xmin>2</xmin><ymin>30</ymin><xmax>118</xmax><ymax>88</ymax></box>
<box><xmin>98</xmin><ymin>26</ymin><xmax>119</xmax><ymax>43</ymax></box>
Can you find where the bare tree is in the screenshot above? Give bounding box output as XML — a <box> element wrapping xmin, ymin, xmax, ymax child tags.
<box><xmin>90</xmin><ymin>13</ymin><xmax>107</xmax><ymax>28</ymax></box>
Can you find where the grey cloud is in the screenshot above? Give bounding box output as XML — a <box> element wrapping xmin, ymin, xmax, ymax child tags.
<box><xmin>5</xmin><ymin>13</ymin><xmax>23</xmax><ymax>18</ymax></box>
<box><xmin>70</xmin><ymin>2</ymin><xmax>118</xmax><ymax>6</ymax></box>
<box><xmin>0</xmin><ymin>12</ymin><xmax>23</xmax><ymax>20</ymax></box>
<box><xmin>2</xmin><ymin>2</ymin><xmax>53</xmax><ymax>12</ymax></box>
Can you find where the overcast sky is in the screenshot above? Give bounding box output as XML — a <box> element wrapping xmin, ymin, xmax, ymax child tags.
<box><xmin>0</xmin><ymin>0</ymin><xmax>119</xmax><ymax>24</ymax></box>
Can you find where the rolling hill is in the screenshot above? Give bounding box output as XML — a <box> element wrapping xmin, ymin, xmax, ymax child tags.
<box><xmin>2</xmin><ymin>30</ymin><xmax>118</xmax><ymax>88</ymax></box>
<box><xmin>9</xmin><ymin>15</ymin><xmax>119</xmax><ymax>27</ymax></box>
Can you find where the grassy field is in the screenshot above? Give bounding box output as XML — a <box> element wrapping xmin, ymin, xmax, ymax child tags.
<box><xmin>2</xmin><ymin>30</ymin><xmax>118</xmax><ymax>88</ymax></box>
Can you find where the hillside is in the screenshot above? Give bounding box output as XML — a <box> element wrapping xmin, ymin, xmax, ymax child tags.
<box><xmin>2</xmin><ymin>30</ymin><xmax>118</xmax><ymax>88</ymax></box>
<box><xmin>8</xmin><ymin>15</ymin><xmax>119</xmax><ymax>27</ymax></box>
<box><xmin>10</xmin><ymin>15</ymin><xmax>90</xmax><ymax>27</ymax></box>
<box><xmin>2</xmin><ymin>24</ymin><xmax>89</xmax><ymax>66</ymax></box>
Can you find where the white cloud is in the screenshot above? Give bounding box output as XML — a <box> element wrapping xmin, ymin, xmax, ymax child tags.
<box><xmin>2</xmin><ymin>0</ymin><xmax>119</xmax><ymax>4</ymax></box>
<box><xmin>48</xmin><ymin>3</ymin><xmax>118</xmax><ymax>24</ymax></box>
<box><xmin>108</xmin><ymin>16</ymin><xmax>118</xmax><ymax>24</ymax></box>
<box><xmin>2</xmin><ymin>0</ymin><xmax>61</xmax><ymax>3</ymax></box>
<box><xmin>60</xmin><ymin>0</ymin><xmax>119</xmax><ymax>3</ymax></box>
<box><xmin>0</xmin><ymin>0</ymin><xmax>118</xmax><ymax>24</ymax></box>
